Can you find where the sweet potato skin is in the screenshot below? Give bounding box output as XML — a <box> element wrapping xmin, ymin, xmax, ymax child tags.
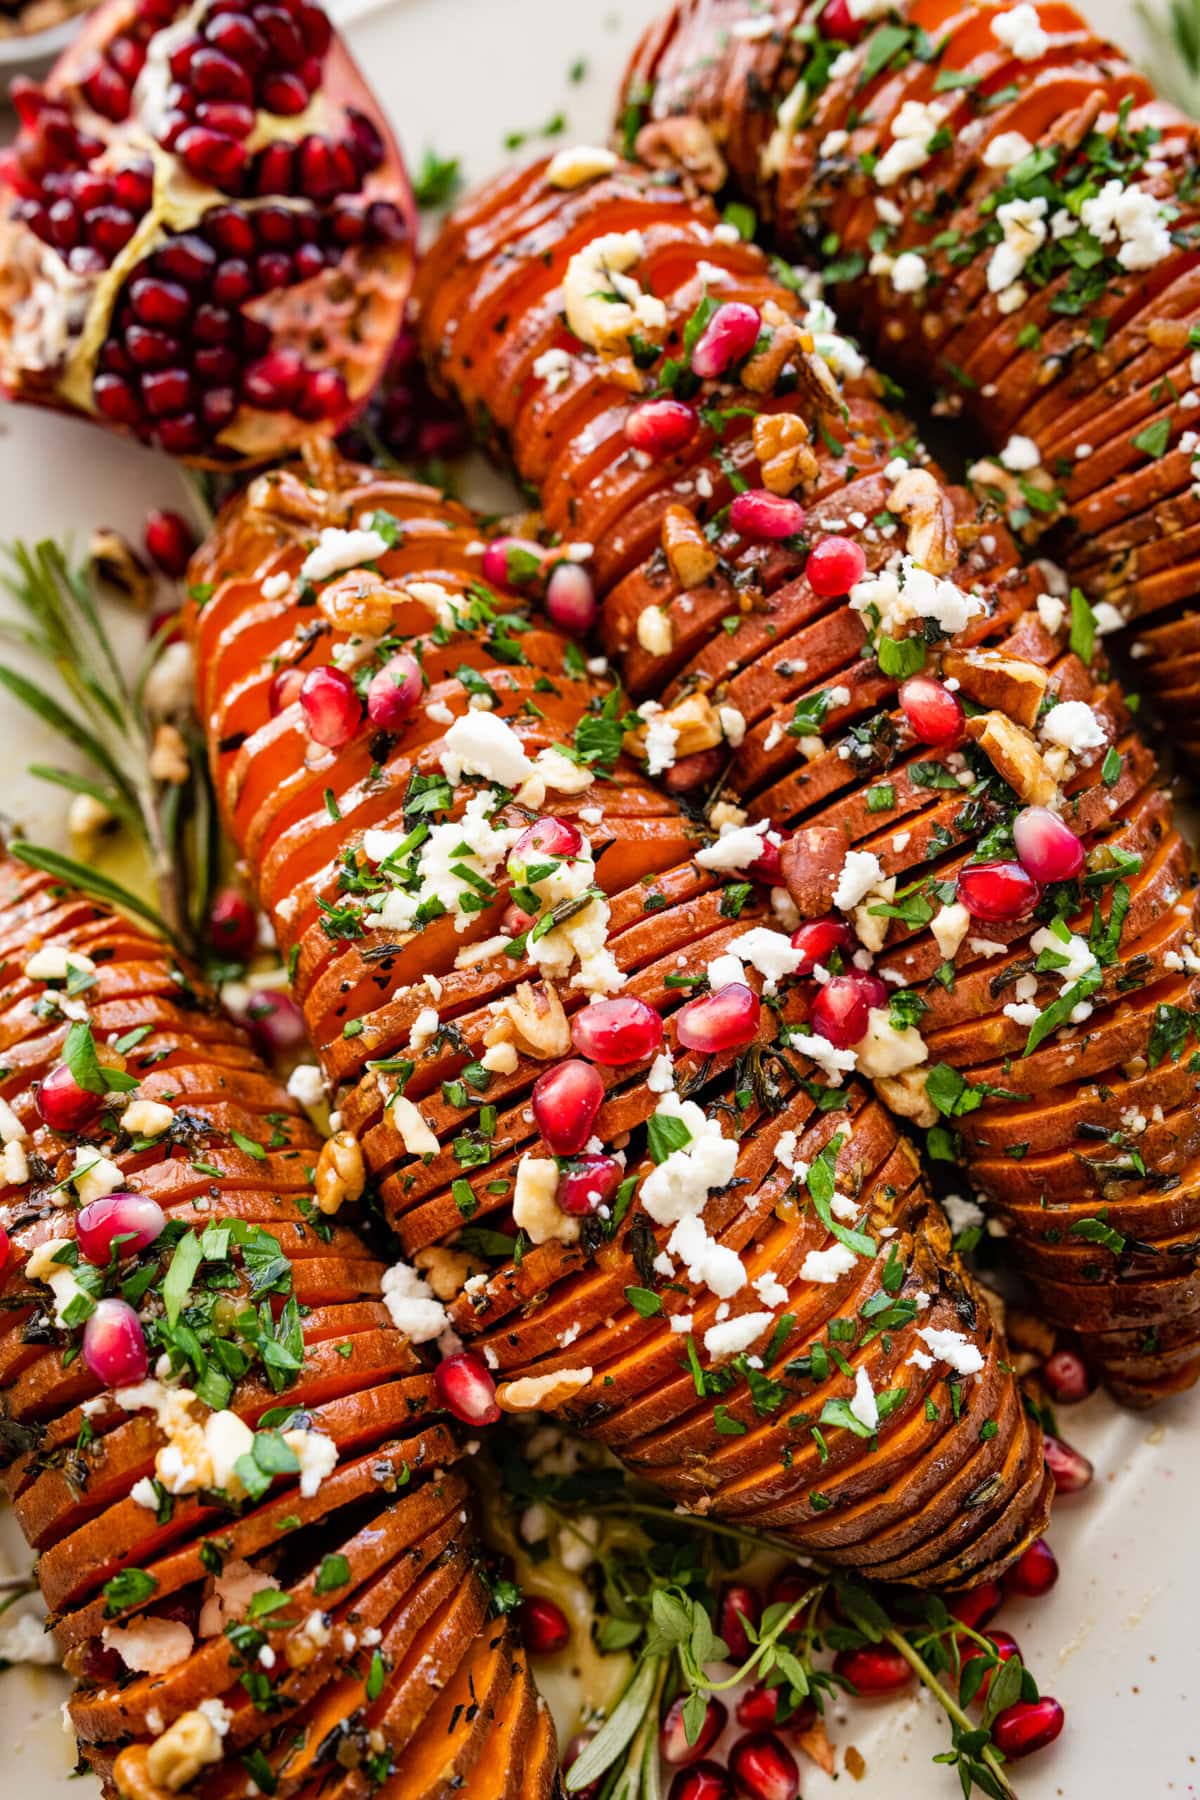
<box><xmin>0</xmin><ymin>853</ymin><xmax>551</xmax><ymax>1800</ymax></box>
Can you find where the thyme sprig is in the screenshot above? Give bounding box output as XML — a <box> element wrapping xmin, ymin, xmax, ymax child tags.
<box><xmin>0</xmin><ymin>539</ymin><xmax>217</xmax><ymax>953</ymax></box>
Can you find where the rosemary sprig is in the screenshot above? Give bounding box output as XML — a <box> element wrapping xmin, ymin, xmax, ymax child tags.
<box><xmin>0</xmin><ymin>539</ymin><xmax>216</xmax><ymax>952</ymax></box>
<box><xmin>1134</xmin><ymin>0</ymin><xmax>1200</xmax><ymax>112</ymax></box>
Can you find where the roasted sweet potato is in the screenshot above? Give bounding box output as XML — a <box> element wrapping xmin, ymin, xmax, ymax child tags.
<box><xmin>0</xmin><ymin>854</ymin><xmax>551</xmax><ymax>1800</ymax></box>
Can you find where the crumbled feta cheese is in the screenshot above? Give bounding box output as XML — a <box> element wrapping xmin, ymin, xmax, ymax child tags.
<box><xmin>441</xmin><ymin>710</ymin><xmax>535</xmax><ymax>789</ymax></box>
<box><xmin>789</xmin><ymin>1032</ymin><xmax>858</xmax><ymax>1086</ymax></box>
<box><xmin>1039</xmin><ymin>699</ymin><xmax>1106</xmax><ymax>755</ymax></box>
<box><xmin>991</xmin><ymin>3</ymin><xmax>1049</xmax><ymax>59</ymax></box>
<box><xmin>703</xmin><ymin>1311</ymin><xmax>774</xmax><ymax>1361</ymax></box>
<box><xmin>1036</xmin><ymin>592</ymin><xmax>1065</xmax><ymax>635</ymax></box>
<box><xmin>849</xmin><ymin>1364</ymin><xmax>879</xmax><ymax>1430</ymax></box>
<box><xmin>834</xmin><ymin>850</ymin><xmax>883</xmax><ymax>912</ymax></box>
<box><xmin>669</xmin><ymin>1214</ymin><xmax>746</xmax><ymax>1299</ymax></box>
<box><xmin>0</xmin><ymin>1096</ymin><xmax>28</xmax><ymax>1144</ymax></box>
<box><xmin>639</xmin><ymin>1095</ymin><xmax>738</xmax><ymax>1226</ymax></box>
<box><xmin>800</xmin><ymin>1242</ymin><xmax>860</xmax><ymax>1284</ymax></box>
<box><xmin>381</xmin><ymin>1260</ymin><xmax>451</xmax><ymax>1343</ymax></box>
<box><xmin>648</xmin><ymin>1053</ymin><xmax>676</xmax><ymax>1094</ymax></box>
<box><xmin>983</xmin><ymin>130</ymin><xmax>1033</xmax><ymax>168</ymax></box>
<box><xmin>23</xmin><ymin>946</ymin><xmax>95</xmax><ymax>982</ymax></box>
<box><xmin>283</xmin><ymin>1427</ymin><xmax>338</xmax><ymax>1498</ymax></box>
<box><xmin>853</xmin><ymin>1008</ymin><xmax>927</xmax><ymax>1079</ymax></box>
<box><xmin>875</xmin><ymin>99</ymin><xmax>949</xmax><ymax>187</ymax></box>
<box><xmin>773</xmin><ymin>1129</ymin><xmax>808</xmax><ymax>1179</ymax></box>
<box><xmin>890</xmin><ymin>250</ymin><xmax>928</xmax><ymax>294</ymax></box>
<box><xmin>696</xmin><ymin>820</ymin><xmax>774</xmax><ymax>872</ymax></box>
<box><xmin>987</xmin><ymin>196</ymin><xmax>1047</xmax><ymax>293</ymax></box>
<box><xmin>300</xmin><ymin>527</ymin><xmax>390</xmax><ymax>585</ymax></box>
<box><xmin>119</xmin><ymin>1098</ymin><xmax>174</xmax><ymax>1138</ymax></box>
<box><xmin>261</xmin><ymin>570</ymin><xmax>290</xmax><ymax>601</ymax></box>
<box><xmin>390</xmin><ymin>1095</ymin><xmax>440</xmax><ymax>1158</ymax></box>
<box><xmin>286</xmin><ymin>1064</ymin><xmax>325</xmax><ymax>1108</ymax></box>
<box><xmin>514</xmin><ymin>1153</ymin><xmax>578</xmax><ymax>1245</ymax></box>
<box><xmin>850</xmin><ymin>555</ymin><xmax>984</xmax><ymax>638</ymax></box>
<box><xmin>916</xmin><ymin>1325</ymin><xmax>985</xmax><ymax>1376</ymax></box>
<box><xmin>563</xmin><ymin>231</ymin><xmax>667</xmax><ymax>352</ymax></box>
<box><xmin>1080</xmin><ymin>179</ymin><xmax>1173</xmax><ymax>270</ymax></box>
<box><xmin>1000</xmin><ymin>434</ymin><xmax>1040</xmax><ymax>472</ymax></box>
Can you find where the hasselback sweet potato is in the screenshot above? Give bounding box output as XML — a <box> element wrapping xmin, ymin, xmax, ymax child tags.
<box><xmin>0</xmin><ymin>853</ymin><xmax>554</xmax><ymax>1800</ymax></box>
<box><xmin>619</xmin><ymin>0</ymin><xmax>1200</xmax><ymax>756</ymax></box>
<box><xmin>187</xmin><ymin>449</ymin><xmax>1050</xmax><ymax>1582</ymax></box>
<box><xmin>411</xmin><ymin>156</ymin><xmax>1200</xmax><ymax>1404</ymax></box>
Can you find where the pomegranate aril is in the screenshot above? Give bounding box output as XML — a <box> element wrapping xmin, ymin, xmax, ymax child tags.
<box><xmin>10</xmin><ymin>77</ymin><xmax>47</xmax><ymax>129</ymax></box>
<box><xmin>94</xmin><ymin>373</ymin><xmax>141</xmax><ymax>423</ymax></box>
<box><xmin>257</xmin><ymin>4</ymin><xmax>305</xmax><ymax>61</ymax></box>
<box><xmin>661</xmin><ymin>1694</ymin><xmax>727</xmax><ymax>1765</ymax></box>
<box><xmin>195</xmin><ymin>99</ymin><xmax>256</xmax><ymax>138</ymax></box>
<box><xmin>168</xmin><ymin>35</ymin><xmax>201</xmax><ymax>80</ymax></box>
<box><xmin>1044</xmin><ymin>1432</ymin><xmax>1093</xmax><ymax>1493</ymax></box>
<box><xmin>38</xmin><ymin>1062</ymin><xmax>103</xmax><ymax>1132</ymax></box>
<box><xmin>899</xmin><ymin>674</ymin><xmax>964</xmax><ymax>747</ymax></box>
<box><xmin>508</xmin><ymin>815</ymin><xmax>583</xmax><ymax>873</ymax></box>
<box><xmin>557</xmin><ymin>1154</ymin><xmax>624</xmax><ymax>1217</ymax></box>
<box><xmin>833</xmin><ymin>1643</ymin><xmax>913</xmax><ymax>1694</ymax></box>
<box><xmin>690</xmin><ymin>300</ymin><xmax>761</xmax><ymax>378</ymax></box>
<box><xmin>625</xmin><ymin>396</ymin><xmax>698</xmax><ymax>456</ymax></box>
<box><xmin>729</xmin><ymin>488</ymin><xmax>805</xmax><ymax>541</ymax></box>
<box><xmin>735</xmin><ymin>1684</ymin><xmax>814</xmax><ymax>1735</ymax></box>
<box><xmin>194</xmin><ymin>304</ymin><xmax>234</xmax><ymax>345</ymax></box>
<box><xmin>1013</xmin><ymin>805</ymin><xmax>1085</xmax><ymax>882</ymax></box>
<box><xmin>213</xmin><ymin>258</ymin><xmax>253</xmax><ymax>304</ymax></box>
<box><xmin>765</xmin><ymin>1566</ymin><xmax>810</xmax><ymax>1611</ymax></box>
<box><xmin>203</xmin><ymin>387</ymin><xmax>238</xmax><ymax>431</ymax></box>
<box><xmin>300</xmin><ymin>665</ymin><xmax>360</xmax><ymax>748</ymax></box>
<box><xmin>77</xmin><ymin>1194</ymin><xmax>167</xmax><ymax>1264</ymax></box>
<box><xmin>205</xmin><ymin>11</ymin><xmax>269</xmax><ymax>62</ymax></box>
<box><xmin>746</xmin><ymin>832</ymin><xmax>784</xmax><ymax>885</ymax></box>
<box><xmin>727</xmin><ymin>1732</ymin><xmax>799</xmax><ymax>1800</ymax></box>
<box><xmin>991</xmin><ymin>1697</ymin><xmax>1064</xmax><ymax>1759</ymax></box>
<box><xmin>255</xmin><ymin>250</ymin><xmax>295</xmax><ymax>291</ymax></box>
<box><xmin>85</xmin><ymin>205</ymin><xmax>137</xmax><ymax>256</ymax></box>
<box><xmin>244</xmin><ymin>347</ymin><xmax>306</xmax><ymax>407</ymax></box>
<box><xmin>545</xmin><ymin>560</ymin><xmax>596</xmax><ymax>633</ymax></box>
<box><xmin>208</xmin><ymin>888</ymin><xmax>257</xmax><ymax>958</ymax></box>
<box><xmin>126</xmin><ymin>326</ymin><xmax>179</xmax><ymax>368</ymax></box>
<box><xmin>716</xmin><ymin>1582</ymin><xmax>760</xmax><ymax>1663</ymax></box>
<box><xmin>82</xmin><ymin>1298</ymin><xmax>149</xmax><ymax>1387</ymax></box>
<box><xmin>109</xmin><ymin>35</ymin><xmax>147</xmax><ymax>81</ymax></box>
<box><xmin>345</xmin><ymin>107</ymin><xmax>384</xmax><ymax>169</ymax></box>
<box><xmin>435</xmin><ymin>1350</ymin><xmax>500</xmax><ymax>1425</ymax></box>
<box><xmin>822</xmin><ymin>0</ymin><xmax>863</xmax><ymax>34</ymax></box>
<box><xmin>189</xmin><ymin>47</ymin><xmax>254</xmax><ymax>103</ymax></box>
<box><xmin>261</xmin><ymin>70</ymin><xmax>310</xmax><ymax>113</ymax></box>
<box><xmin>245</xmin><ymin>989</ymin><xmax>306</xmax><ymax>1054</ymax></box>
<box><xmin>176</xmin><ymin>127</ymin><xmax>247</xmax><ymax>187</ymax></box>
<box><xmin>144</xmin><ymin>509</ymin><xmax>196</xmax><ymax>578</ymax></box>
<box><xmin>531</xmin><ymin>1059</ymin><xmax>604</xmax><ymax>1157</ymax></box>
<box><xmin>518</xmin><ymin>1595</ymin><xmax>569</xmax><ymax>1655</ymax></box>
<box><xmin>957</xmin><ymin>859</ymin><xmax>1041</xmax><ymax>923</ymax></box>
<box><xmin>47</xmin><ymin>199</ymin><xmax>80</xmax><ymax>248</ymax></box>
<box><xmin>676</xmin><ymin>982</ymin><xmax>761</xmax><ymax>1053</ymax></box>
<box><xmin>790</xmin><ymin>916</ymin><xmax>855</xmax><ymax>976</ymax></box>
<box><xmin>571</xmin><ymin>997</ymin><xmax>663</xmax><ymax>1068</ymax></box>
<box><xmin>205</xmin><ymin>205</ymin><xmax>256</xmax><ymax>255</ymax></box>
<box><xmin>948</xmin><ymin>1579</ymin><xmax>1003</xmax><ymax>1633</ymax></box>
<box><xmin>806</xmin><ymin>533</ymin><xmax>866</xmax><ymax>596</ymax></box>
<box><xmin>482</xmin><ymin>536</ymin><xmax>543</xmax><ymax>588</ymax></box>
<box><xmin>366</xmin><ymin>199</ymin><xmax>409</xmax><ymax>242</ymax></box>
<box><xmin>960</xmin><ymin>1629</ymin><xmax>1020</xmax><ymax>1704</ymax></box>
<box><xmin>1041</xmin><ymin>1346</ymin><xmax>1092</xmax><ymax>1404</ymax></box>
<box><xmin>253</xmin><ymin>141</ymin><xmax>295</xmax><ymax>192</ymax></box>
<box><xmin>129</xmin><ymin>276</ymin><xmax>191</xmax><ymax>330</ymax></box>
<box><xmin>363</xmin><ymin>653</ymin><xmax>420</xmax><ymax>729</ymax></box>
<box><xmin>297</xmin><ymin>367</ymin><xmax>348</xmax><ymax>420</ymax></box>
<box><xmin>157</xmin><ymin>413</ymin><xmax>205</xmax><ymax>454</ymax></box>
<box><xmin>114</xmin><ymin>160</ymin><xmax>154</xmax><ymax>211</ymax></box>
<box><xmin>0</xmin><ymin>1224</ymin><xmax>9</xmax><ymax>1271</ymax></box>
<box><xmin>142</xmin><ymin>368</ymin><xmax>193</xmax><ymax>417</ymax></box>
<box><xmin>269</xmin><ymin>666</ymin><xmax>306</xmax><ymax>714</ymax></box>
<box><xmin>1006</xmin><ymin>1537</ymin><xmax>1058</xmax><ymax>1599</ymax></box>
<box><xmin>809</xmin><ymin>973</ymin><xmax>876</xmax><ymax>1048</ymax></box>
<box><xmin>81</xmin><ymin>61</ymin><xmax>131</xmax><ymax>122</ymax></box>
<box><xmin>670</xmin><ymin>1765</ymin><xmax>733</xmax><ymax>1800</ymax></box>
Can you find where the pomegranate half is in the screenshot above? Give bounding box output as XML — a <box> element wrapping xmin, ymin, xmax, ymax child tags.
<box><xmin>0</xmin><ymin>0</ymin><xmax>415</xmax><ymax>464</ymax></box>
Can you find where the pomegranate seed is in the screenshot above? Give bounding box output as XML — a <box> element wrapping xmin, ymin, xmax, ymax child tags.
<box><xmin>168</xmin><ymin>34</ymin><xmax>200</xmax><ymax>80</ymax></box>
<box><xmin>129</xmin><ymin>276</ymin><xmax>191</xmax><ymax>330</ymax></box>
<box><xmin>76</xmin><ymin>1194</ymin><xmax>166</xmax><ymax>1265</ymax></box>
<box><xmin>254</xmin><ymin>141</ymin><xmax>295</xmax><ymax>193</ymax></box>
<box><xmin>155</xmin><ymin>233</ymin><xmax>217</xmax><ymax>285</ymax></box>
<box><xmin>194</xmin><ymin>304</ymin><xmax>234</xmax><ymax>344</ymax></box>
<box><xmin>729</xmin><ymin>489</ymin><xmax>805</xmax><ymax>541</ymax></box>
<box><xmin>563</xmin><ymin>1735</ymin><xmax>603</xmax><ymax>1800</ymax></box>
<box><xmin>245</xmin><ymin>990</ymin><xmax>306</xmax><ymax>1055</ymax></box>
<box><xmin>82</xmin><ymin>1298</ymin><xmax>149</xmax><ymax>1386</ymax></box>
<box><xmin>625</xmin><ymin>397</ymin><xmax>698</xmax><ymax>456</ymax></box>
<box><xmin>899</xmin><ymin>675</ymin><xmax>964</xmax><ymax>747</ymax></box>
<box><xmin>1013</xmin><ymin>806</ymin><xmax>1085</xmax><ymax>882</ymax></box>
<box><xmin>157</xmin><ymin>413</ymin><xmax>205</xmax><ymax>454</ymax></box>
<box><xmin>255</xmin><ymin>249</ymin><xmax>294</xmax><ymax>291</ymax></box>
<box><xmin>203</xmin><ymin>388</ymin><xmax>238</xmax><ymax>432</ymax></box>
<box><xmin>300</xmin><ymin>666</ymin><xmax>359</xmax><ymax>748</ymax></box>
<box><xmin>789</xmin><ymin>917</ymin><xmax>856</xmax><ymax>976</ymax></box>
<box><xmin>366</xmin><ymin>653</ymin><xmax>422</xmax><ymax>729</ymax></box>
<box><xmin>10</xmin><ymin>78</ymin><xmax>47</xmax><ymax>129</ymax></box>
<box><xmin>670</xmin><ymin>1766</ymin><xmax>733</xmax><ymax>1800</ymax></box>
<box><xmin>244</xmin><ymin>346</ymin><xmax>306</xmax><ymax>408</ymax></box>
<box><xmin>544</xmin><ymin>561</ymin><xmax>597</xmax><ymax>633</ymax></box>
<box><xmin>434</xmin><ymin>1350</ymin><xmax>500</xmax><ymax>1425</ymax></box>
<box><xmin>261</xmin><ymin>70</ymin><xmax>310</xmax><ymax>113</ymax></box>
<box><xmin>508</xmin><ymin>816</ymin><xmax>583</xmax><ymax>876</ymax></box>
<box><xmin>676</xmin><ymin>982</ymin><xmax>761</xmax><ymax>1053</ymax></box>
<box><xmin>176</xmin><ymin>126</ymin><xmax>247</xmax><ymax>187</ymax></box>
<box><xmin>142</xmin><ymin>368</ymin><xmax>193</xmax><ymax>417</ymax></box>
<box><xmin>518</xmin><ymin>1594</ymin><xmax>569</xmax><ymax>1654</ymax></box>
<box><xmin>833</xmin><ymin>1644</ymin><xmax>913</xmax><ymax>1694</ymax></box>
<box><xmin>299</xmin><ymin>3</ymin><xmax>333</xmax><ymax>56</ymax></box>
<box><xmin>716</xmin><ymin>1583</ymin><xmax>760</xmax><ymax>1662</ymax></box>
<box><xmin>1006</xmin><ymin>1538</ymin><xmax>1058</xmax><ymax>1599</ymax></box>
<box><xmin>961</xmin><ymin>1629</ymin><xmax>1020</xmax><ymax>1704</ymax></box>
<box><xmin>727</xmin><ymin>1732</ymin><xmax>799</xmax><ymax>1800</ymax></box>
<box><xmin>957</xmin><ymin>860</ymin><xmax>1041</xmax><ymax>924</ymax></box>
<box><xmin>114</xmin><ymin>161</ymin><xmax>154</xmax><ymax>211</ymax></box>
<box><xmin>189</xmin><ymin>47</ymin><xmax>253</xmax><ymax>104</ymax></box>
<box><xmin>144</xmin><ymin>509</ymin><xmax>196</xmax><ymax>577</ymax></box>
<box><xmin>0</xmin><ymin>1224</ymin><xmax>9</xmax><ymax>1268</ymax></box>
<box><xmin>806</xmin><ymin>533</ymin><xmax>866</xmax><ymax>596</ymax></box>
<box><xmin>297</xmin><ymin>367</ymin><xmax>349</xmax><ymax>421</ymax></box>
<box><xmin>85</xmin><ymin>205</ymin><xmax>138</xmax><ymax>256</ymax></box>
<box><xmin>571</xmin><ymin>997</ymin><xmax>663</xmax><ymax>1068</ymax></box>
<box><xmin>1041</xmin><ymin>1346</ymin><xmax>1092</xmax><ymax>1404</ymax></box>
<box><xmin>502</xmin><ymin>902</ymin><xmax>535</xmax><ymax>938</ymax></box>
<box><xmin>531</xmin><ymin>1059</ymin><xmax>604</xmax><ymax>1156</ymax></box>
<box><xmin>661</xmin><ymin>1694</ymin><xmax>727</xmax><ymax>1765</ymax></box>
<box><xmin>735</xmin><ymin>1684</ymin><xmax>815</xmax><ymax>1735</ymax></box>
<box><xmin>258</xmin><ymin>5</ymin><xmax>305</xmax><ymax>62</ymax></box>
<box><xmin>206</xmin><ymin>13</ymin><xmax>268</xmax><ymax>62</ymax></box>
<box><xmin>557</xmin><ymin>1153</ymin><xmax>624</xmax><ymax>1217</ymax></box>
<box><xmin>38</xmin><ymin>1062</ymin><xmax>102</xmax><ymax>1133</ymax></box>
<box><xmin>213</xmin><ymin>258</ymin><xmax>253</xmax><ymax>304</ymax></box>
<box><xmin>94</xmin><ymin>373</ymin><xmax>141</xmax><ymax>423</ymax></box>
<box><xmin>809</xmin><ymin>973</ymin><xmax>879</xmax><ymax>1049</ymax></box>
<box><xmin>482</xmin><ymin>536</ymin><xmax>543</xmax><ymax>589</ymax></box>
<box><xmin>690</xmin><ymin>301</ymin><xmax>761</xmax><ymax>379</ymax></box>
<box><xmin>991</xmin><ymin>1696</ymin><xmax>1064</xmax><ymax>1759</ymax></box>
<box><xmin>948</xmin><ymin>1580</ymin><xmax>1004</xmax><ymax>1633</ymax></box>
<box><xmin>821</xmin><ymin>0</ymin><xmax>864</xmax><ymax>35</ymax></box>
<box><xmin>269</xmin><ymin>666</ymin><xmax>305</xmax><ymax>712</ymax></box>
<box><xmin>1044</xmin><ymin>1433</ymin><xmax>1093</xmax><ymax>1494</ymax></box>
<box><xmin>47</xmin><ymin>199</ymin><xmax>79</xmax><ymax>249</ymax></box>
<box><xmin>765</xmin><ymin>1567</ymin><xmax>810</xmax><ymax>1611</ymax></box>
<box><xmin>205</xmin><ymin>206</ymin><xmax>255</xmax><ymax>254</ymax></box>
<box><xmin>82</xmin><ymin>61</ymin><xmax>131</xmax><ymax>122</ymax></box>
<box><xmin>293</xmin><ymin>242</ymin><xmax>327</xmax><ymax>281</ymax></box>
<box><xmin>208</xmin><ymin>888</ymin><xmax>257</xmax><ymax>957</ymax></box>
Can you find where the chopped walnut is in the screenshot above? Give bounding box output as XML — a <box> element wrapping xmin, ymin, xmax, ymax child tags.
<box><xmin>942</xmin><ymin>647</ymin><xmax>1048</xmax><ymax>728</ymax></box>
<box><xmin>967</xmin><ymin>710</ymin><xmax>1057</xmax><ymax>805</ymax></box>
<box><xmin>490</xmin><ymin>980</ymin><xmax>570</xmax><ymax>1060</ymax></box>
<box><xmin>142</xmin><ymin>1707</ymin><xmax>224</xmax><ymax>1791</ymax></box>
<box><xmin>414</xmin><ymin>1243</ymin><xmax>486</xmax><ymax>1299</ymax></box>
<box><xmin>149</xmin><ymin>723</ymin><xmax>189</xmax><ymax>785</ymax></box>
<box><xmin>1146</xmin><ymin>318</ymin><xmax>1190</xmax><ymax>351</ymax></box>
<box><xmin>887</xmin><ymin>468</ymin><xmax>959</xmax><ymax>575</ymax></box>
<box><xmin>876</xmin><ymin>1069</ymin><xmax>938</xmax><ymax>1129</ymax></box>
<box><xmin>317</xmin><ymin>573</ymin><xmax>396</xmax><ymax>638</ymax></box>
<box><xmin>742</xmin><ymin>302</ymin><xmax>804</xmax><ymax>393</ymax></box>
<box><xmin>625</xmin><ymin>691</ymin><xmax>726</xmax><ymax>762</ymax></box>
<box><xmin>89</xmin><ymin>529</ymin><xmax>154</xmax><ymax>608</ymax></box>
<box><xmin>634</xmin><ymin>115</ymin><xmax>728</xmax><ymax>191</ymax></box>
<box><xmin>314</xmin><ymin>1130</ymin><xmax>366</xmax><ymax>1215</ymax></box>
<box><xmin>662</xmin><ymin>504</ymin><xmax>718</xmax><ymax>589</ymax></box>
<box><xmin>245</xmin><ymin>467</ymin><xmax>332</xmax><ymax>527</ymax></box>
<box><xmin>752</xmin><ymin>412</ymin><xmax>819</xmax><ymax>495</ymax></box>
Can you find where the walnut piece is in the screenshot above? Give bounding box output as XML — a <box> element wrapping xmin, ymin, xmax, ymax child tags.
<box><xmin>490</xmin><ymin>980</ymin><xmax>571</xmax><ymax>1060</ymax></box>
<box><xmin>317</xmin><ymin>573</ymin><xmax>396</xmax><ymax>638</ymax></box>
<box><xmin>966</xmin><ymin>710</ymin><xmax>1057</xmax><ymax>805</ymax></box>
<box><xmin>149</xmin><ymin>723</ymin><xmax>189</xmax><ymax>785</ymax></box>
<box><xmin>314</xmin><ymin>1130</ymin><xmax>366</xmax><ymax>1215</ymax></box>
<box><xmin>887</xmin><ymin>467</ymin><xmax>959</xmax><ymax>575</ymax></box>
<box><xmin>634</xmin><ymin>115</ymin><xmax>728</xmax><ymax>191</ymax></box>
<box><xmin>662</xmin><ymin>504</ymin><xmax>718</xmax><ymax>589</ymax></box>
<box><xmin>752</xmin><ymin>411</ymin><xmax>819</xmax><ymax>495</ymax></box>
<box><xmin>942</xmin><ymin>647</ymin><xmax>1048</xmax><ymax>728</ymax></box>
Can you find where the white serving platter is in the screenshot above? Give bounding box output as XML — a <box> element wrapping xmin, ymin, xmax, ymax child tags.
<box><xmin>1</xmin><ymin>3</ymin><xmax>1198</xmax><ymax>1797</ymax></box>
